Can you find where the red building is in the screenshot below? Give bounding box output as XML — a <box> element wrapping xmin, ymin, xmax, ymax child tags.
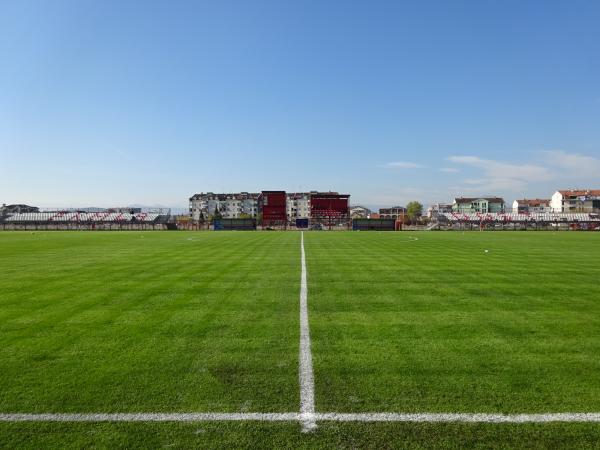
<box><xmin>258</xmin><ymin>191</ymin><xmax>287</xmax><ymax>227</ymax></box>
<box><xmin>310</xmin><ymin>192</ymin><xmax>350</xmax><ymax>229</ymax></box>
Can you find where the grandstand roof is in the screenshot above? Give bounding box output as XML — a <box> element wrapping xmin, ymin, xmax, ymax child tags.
<box><xmin>310</xmin><ymin>192</ymin><xmax>349</xmax><ymax>199</ymax></box>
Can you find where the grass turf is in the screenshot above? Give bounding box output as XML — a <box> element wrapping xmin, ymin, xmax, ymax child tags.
<box><xmin>0</xmin><ymin>231</ymin><xmax>300</xmax><ymax>413</ymax></box>
<box><xmin>1</xmin><ymin>230</ymin><xmax>600</xmax><ymax>448</ymax></box>
<box><xmin>305</xmin><ymin>232</ymin><xmax>600</xmax><ymax>413</ymax></box>
<box><xmin>2</xmin><ymin>422</ymin><xmax>600</xmax><ymax>449</ymax></box>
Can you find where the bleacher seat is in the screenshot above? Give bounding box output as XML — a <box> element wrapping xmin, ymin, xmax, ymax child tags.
<box><xmin>6</xmin><ymin>212</ymin><xmax>161</xmax><ymax>223</ymax></box>
<box><xmin>441</xmin><ymin>212</ymin><xmax>599</xmax><ymax>223</ymax></box>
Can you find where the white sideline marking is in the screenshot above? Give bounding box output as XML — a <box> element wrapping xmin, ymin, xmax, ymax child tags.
<box><xmin>2</xmin><ymin>412</ymin><xmax>600</xmax><ymax>423</ymax></box>
<box><xmin>0</xmin><ymin>413</ymin><xmax>300</xmax><ymax>422</ymax></box>
<box><xmin>299</xmin><ymin>231</ymin><xmax>316</xmax><ymax>432</ymax></box>
<box><xmin>315</xmin><ymin>412</ymin><xmax>600</xmax><ymax>423</ymax></box>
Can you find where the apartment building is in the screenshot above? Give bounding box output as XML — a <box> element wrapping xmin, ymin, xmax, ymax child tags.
<box><xmin>551</xmin><ymin>189</ymin><xmax>600</xmax><ymax>212</ymax></box>
<box><xmin>189</xmin><ymin>192</ymin><xmax>259</xmax><ymax>220</ymax></box>
<box><xmin>512</xmin><ymin>199</ymin><xmax>551</xmax><ymax>213</ymax></box>
<box><xmin>452</xmin><ymin>197</ymin><xmax>505</xmax><ymax>214</ymax></box>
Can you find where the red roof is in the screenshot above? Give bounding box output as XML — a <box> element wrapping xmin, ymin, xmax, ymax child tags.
<box><xmin>559</xmin><ymin>189</ymin><xmax>600</xmax><ymax>197</ymax></box>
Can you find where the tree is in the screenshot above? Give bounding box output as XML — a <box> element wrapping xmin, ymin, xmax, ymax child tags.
<box><xmin>406</xmin><ymin>201</ymin><xmax>423</xmax><ymax>223</ymax></box>
<box><xmin>213</xmin><ymin>204</ymin><xmax>222</xmax><ymax>220</ymax></box>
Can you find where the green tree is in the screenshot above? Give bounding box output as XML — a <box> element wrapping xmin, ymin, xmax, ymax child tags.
<box><xmin>213</xmin><ymin>204</ymin><xmax>223</xmax><ymax>220</ymax></box>
<box><xmin>406</xmin><ymin>201</ymin><xmax>423</xmax><ymax>223</ymax></box>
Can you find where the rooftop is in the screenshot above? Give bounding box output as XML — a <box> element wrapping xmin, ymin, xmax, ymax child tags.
<box><xmin>514</xmin><ymin>199</ymin><xmax>550</xmax><ymax>206</ymax></box>
<box><xmin>454</xmin><ymin>197</ymin><xmax>505</xmax><ymax>204</ymax></box>
<box><xmin>558</xmin><ymin>189</ymin><xmax>600</xmax><ymax>197</ymax></box>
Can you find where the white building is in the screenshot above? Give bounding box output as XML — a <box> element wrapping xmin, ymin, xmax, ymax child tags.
<box><xmin>551</xmin><ymin>189</ymin><xmax>600</xmax><ymax>213</ymax></box>
<box><xmin>350</xmin><ymin>205</ymin><xmax>371</xmax><ymax>218</ymax></box>
<box><xmin>512</xmin><ymin>199</ymin><xmax>551</xmax><ymax>213</ymax></box>
<box><xmin>189</xmin><ymin>192</ymin><xmax>259</xmax><ymax>220</ymax></box>
<box><xmin>427</xmin><ymin>203</ymin><xmax>453</xmax><ymax>218</ymax></box>
<box><xmin>286</xmin><ymin>193</ymin><xmax>311</xmax><ymax>221</ymax></box>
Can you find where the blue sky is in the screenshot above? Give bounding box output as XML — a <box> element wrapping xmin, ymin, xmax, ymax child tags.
<box><xmin>1</xmin><ymin>0</ymin><xmax>599</xmax><ymax>209</ymax></box>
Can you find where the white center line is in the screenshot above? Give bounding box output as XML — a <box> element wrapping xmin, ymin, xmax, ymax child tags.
<box><xmin>299</xmin><ymin>231</ymin><xmax>316</xmax><ymax>432</ymax></box>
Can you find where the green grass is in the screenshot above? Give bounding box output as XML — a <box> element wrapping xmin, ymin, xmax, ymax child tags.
<box><xmin>1</xmin><ymin>230</ymin><xmax>600</xmax><ymax>448</ymax></box>
<box><xmin>2</xmin><ymin>422</ymin><xmax>600</xmax><ymax>449</ymax></box>
<box><xmin>306</xmin><ymin>232</ymin><xmax>600</xmax><ymax>413</ymax></box>
<box><xmin>0</xmin><ymin>232</ymin><xmax>300</xmax><ymax>413</ymax></box>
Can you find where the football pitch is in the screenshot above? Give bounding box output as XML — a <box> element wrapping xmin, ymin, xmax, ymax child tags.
<box><xmin>1</xmin><ymin>231</ymin><xmax>600</xmax><ymax>448</ymax></box>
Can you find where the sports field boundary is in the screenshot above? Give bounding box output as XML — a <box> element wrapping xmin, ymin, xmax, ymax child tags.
<box><xmin>3</xmin><ymin>232</ymin><xmax>600</xmax><ymax>429</ymax></box>
<box><xmin>2</xmin><ymin>412</ymin><xmax>600</xmax><ymax>423</ymax></box>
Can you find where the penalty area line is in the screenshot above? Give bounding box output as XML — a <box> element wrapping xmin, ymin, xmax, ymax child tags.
<box><xmin>1</xmin><ymin>412</ymin><xmax>600</xmax><ymax>423</ymax></box>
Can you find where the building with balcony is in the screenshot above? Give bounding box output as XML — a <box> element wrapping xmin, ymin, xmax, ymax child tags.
<box><xmin>551</xmin><ymin>189</ymin><xmax>600</xmax><ymax>213</ymax></box>
<box><xmin>189</xmin><ymin>192</ymin><xmax>259</xmax><ymax>220</ymax></box>
<box><xmin>452</xmin><ymin>197</ymin><xmax>505</xmax><ymax>214</ymax></box>
<box><xmin>379</xmin><ymin>206</ymin><xmax>407</xmax><ymax>219</ymax></box>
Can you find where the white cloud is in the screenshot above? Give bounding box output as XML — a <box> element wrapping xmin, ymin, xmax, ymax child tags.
<box><xmin>444</xmin><ymin>150</ymin><xmax>600</xmax><ymax>197</ymax></box>
<box><xmin>447</xmin><ymin>155</ymin><xmax>551</xmax><ymax>181</ymax></box>
<box><xmin>463</xmin><ymin>177</ymin><xmax>529</xmax><ymax>192</ymax></box>
<box><xmin>371</xmin><ymin>150</ymin><xmax>598</xmax><ymax>206</ymax></box>
<box><xmin>541</xmin><ymin>150</ymin><xmax>600</xmax><ymax>178</ymax></box>
<box><xmin>383</xmin><ymin>161</ymin><xmax>427</xmax><ymax>169</ymax></box>
<box><xmin>447</xmin><ymin>155</ymin><xmax>553</xmax><ymax>193</ymax></box>
<box><xmin>463</xmin><ymin>178</ymin><xmax>485</xmax><ymax>185</ymax></box>
<box><xmin>439</xmin><ymin>167</ymin><xmax>459</xmax><ymax>173</ymax></box>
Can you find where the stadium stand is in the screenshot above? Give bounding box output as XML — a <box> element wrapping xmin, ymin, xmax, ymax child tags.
<box><xmin>0</xmin><ymin>211</ymin><xmax>169</xmax><ymax>231</ymax></box>
<box><xmin>441</xmin><ymin>212</ymin><xmax>600</xmax><ymax>223</ymax></box>
<box><xmin>438</xmin><ymin>212</ymin><xmax>600</xmax><ymax>230</ymax></box>
<box><xmin>4</xmin><ymin>212</ymin><xmax>160</xmax><ymax>222</ymax></box>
